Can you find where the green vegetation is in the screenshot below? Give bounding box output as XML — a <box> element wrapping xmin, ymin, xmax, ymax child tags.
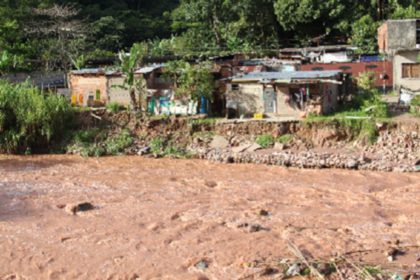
<box><xmin>165</xmin><ymin>60</ymin><xmax>215</xmax><ymax>101</ymax></box>
<box><xmin>277</xmin><ymin>134</ymin><xmax>294</xmax><ymax>144</ymax></box>
<box><xmin>149</xmin><ymin>136</ymin><xmax>190</xmax><ymax>158</ymax></box>
<box><xmin>410</xmin><ymin>95</ymin><xmax>420</xmax><ymax>117</ymax></box>
<box><xmin>256</xmin><ymin>134</ymin><xmax>276</xmax><ymax>148</ymax></box>
<box><xmin>0</xmin><ymin>80</ymin><xmax>73</xmax><ymax>153</ymax></box>
<box><xmin>256</xmin><ymin>133</ymin><xmax>294</xmax><ymax>148</ymax></box>
<box><xmin>106</xmin><ymin>102</ymin><xmax>124</xmax><ymax>113</ymax></box>
<box><xmin>362</xmin><ymin>266</ymin><xmax>383</xmax><ymax>279</ymax></box>
<box><xmin>118</xmin><ymin>43</ymin><xmax>148</xmax><ymax>111</ymax></box>
<box><xmin>304</xmin><ymin>72</ymin><xmax>390</xmax><ymax>144</ymax></box>
<box><xmin>150</xmin><ymin>136</ymin><xmax>166</xmax><ymax>155</ymax></box>
<box><xmin>68</xmin><ymin>128</ymin><xmax>133</xmax><ymax>157</ymax></box>
<box><xmin>1</xmin><ymin>1</ymin><xmax>419</xmax><ymax>73</ymax></box>
<box><xmin>188</xmin><ymin>118</ymin><xmax>219</xmax><ymax>126</ymax></box>
<box><xmin>105</xmin><ymin>130</ymin><xmax>134</xmax><ymax>155</ymax></box>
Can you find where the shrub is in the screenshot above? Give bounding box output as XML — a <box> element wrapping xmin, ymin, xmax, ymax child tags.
<box><xmin>105</xmin><ymin>130</ymin><xmax>133</xmax><ymax>155</ymax></box>
<box><xmin>256</xmin><ymin>134</ymin><xmax>275</xmax><ymax>148</ymax></box>
<box><xmin>80</xmin><ymin>144</ymin><xmax>106</xmax><ymax>157</ymax></box>
<box><xmin>73</xmin><ymin>128</ymin><xmax>103</xmax><ymax>143</ymax></box>
<box><xmin>150</xmin><ymin>136</ymin><xmax>166</xmax><ymax>154</ymax></box>
<box><xmin>106</xmin><ymin>102</ymin><xmax>123</xmax><ymax>113</ymax></box>
<box><xmin>0</xmin><ymin>81</ymin><xmax>73</xmax><ymax>153</ymax></box>
<box><xmin>163</xmin><ymin>144</ymin><xmax>190</xmax><ymax>158</ymax></box>
<box><xmin>410</xmin><ymin>96</ymin><xmax>420</xmax><ymax>117</ymax></box>
<box><xmin>277</xmin><ymin>134</ymin><xmax>293</xmax><ymax>144</ymax></box>
<box><xmin>411</xmin><ymin>95</ymin><xmax>420</xmax><ymax>106</ymax></box>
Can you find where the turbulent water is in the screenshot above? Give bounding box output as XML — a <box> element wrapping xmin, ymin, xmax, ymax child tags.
<box><xmin>0</xmin><ymin>155</ymin><xmax>419</xmax><ymax>279</ymax></box>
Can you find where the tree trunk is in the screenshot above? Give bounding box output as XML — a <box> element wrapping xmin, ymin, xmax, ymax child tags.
<box><xmin>130</xmin><ymin>88</ymin><xmax>138</xmax><ymax>111</ymax></box>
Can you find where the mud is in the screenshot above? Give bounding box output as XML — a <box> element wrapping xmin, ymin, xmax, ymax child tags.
<box><xmin>0</xmin><ymin>155</ymin><xmax>419</xmax><ymax>279</ymax></box>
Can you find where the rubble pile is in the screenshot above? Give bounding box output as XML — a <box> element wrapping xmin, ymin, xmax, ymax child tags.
<box><xmin>191</xmin><ymin>127</ymin><xmax>420</xmax><ymax>172</ymax></box>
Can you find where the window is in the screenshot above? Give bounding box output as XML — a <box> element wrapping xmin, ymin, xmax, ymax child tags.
<box><xmin>417</xmin><ymin>20</ymin><xmax>420</xmax><ymax>45</ymax></box>
<box><xmin>402</xmin><ymin>63</ymin><xmax>420</xmax><ymax>78</ymax></box>
<box><xmin>339</xmin><ymin>66</ymin><xmax>351</xmax><ymax>71</ymax></box>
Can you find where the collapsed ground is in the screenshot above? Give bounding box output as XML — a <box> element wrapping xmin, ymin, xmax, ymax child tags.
<box><xmin>64</xmin><ymin>111</ymin><xmax>420</xmax><ymax>172</ymax></box>
<box><xmin>0</xmin><ymin>156</ymin><xmax>418</xmax><ymax>279</ymax></box>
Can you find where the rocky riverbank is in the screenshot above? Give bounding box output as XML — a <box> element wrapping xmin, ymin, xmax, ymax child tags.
<box><xmin>73</xmin><ymin>111</ymin><xmax>420</xmax><ymax>172</ymax></box>
<box><xmin>189</xmin><ymin>124</ymin><xmax>420</xmax><ymax>172</ymax></box>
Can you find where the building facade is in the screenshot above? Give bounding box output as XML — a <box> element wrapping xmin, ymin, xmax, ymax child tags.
<box><xmin>378</xmin><ymin>19</ymin><xmax>420</xmax><ymax>100</ymax></box>
<box><xmin>226</xmin><ymin>71</ymin><xmax>343</xmax><ymax>118</ymax></box>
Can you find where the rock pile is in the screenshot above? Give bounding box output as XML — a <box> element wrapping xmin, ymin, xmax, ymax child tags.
<box><xmin>193</xmin><ymin>128</ymin><xmax>419</xmax><ymax>172</ymax></box>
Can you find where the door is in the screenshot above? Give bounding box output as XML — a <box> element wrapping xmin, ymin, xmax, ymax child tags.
<box><xmin>263</xmin><ymin>87</ymin><xmax>276</xmax><ymax>114</ymax></box>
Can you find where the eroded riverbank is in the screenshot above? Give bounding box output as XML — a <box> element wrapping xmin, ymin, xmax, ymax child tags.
<box><xmin>0</xmin><ymin>155</ymin><xmax>419</xmax><ymax>279</ymax></box>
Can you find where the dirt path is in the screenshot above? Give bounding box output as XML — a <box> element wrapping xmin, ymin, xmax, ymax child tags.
<box><xmin>0</xmin><ymin>155</ymin><xmax>419</xmax><ymax>279</ymax></box>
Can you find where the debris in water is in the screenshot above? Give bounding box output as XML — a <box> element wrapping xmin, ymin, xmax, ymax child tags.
<box><xmin>65</xmin><ymin>202</ymin><xmax>95</xmax><ymax>215</ymax></box>
<box><xmin>195</xmin><ymin>260</ymin><xmax>209</xmax><ymax>270</ymax></box>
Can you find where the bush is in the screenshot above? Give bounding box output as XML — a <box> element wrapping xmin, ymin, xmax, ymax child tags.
<box><xmin>277</xmin><ymin>134</ymin><xmax>293</xmax><ymax>144</ymax></box>
<box><xmin>410</xmin><ymin>96</ymin><xmax>420</xmax><ymax>117</ymax></box>
<box><xmin>105</xmin><ymin>130</ymin><xmax>133</xmax><ymax>155</ymax></box>
<box><xmin>0</xmin><ymin>81</ymin><xmax>73</xmax><ymax>153</ymax></box>
<box><xmin>411</xmin><ymin>95</ymin><xmax>420</xmax><ymax>106</ymax></box>
<box><xmin>68</xmin><ymin>129</ymin><xmax>133</xmax><ymax>157</ymax></box>
<box><xmin>256</xmin><ymin>134</ymin><xmax>275</xmax><ymax>148</ymax></box>
<box><xmin>106</xmin><ymin>102</ymin><xmax>123</xmax><ymax>113</ymax></box>
<box><xmin>150</xmin><ymin>136</ymin><xmax>166</xmax><ymax>154</ymax></box>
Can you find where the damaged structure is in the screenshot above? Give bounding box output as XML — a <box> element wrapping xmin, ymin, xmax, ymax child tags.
<box><xmin>226</xmin><ymin>71</ymin><xmax>343</xmax><ymax>118</ymax></box>
<box><xmin>378</xmin><ymin>19</ymin><xmax>420</xmax><ymax>103</ymax></box>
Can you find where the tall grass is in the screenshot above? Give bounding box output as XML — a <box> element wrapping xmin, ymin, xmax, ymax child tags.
<box><xmin>0</xmin><ymin>80</ymin><xmax>73</xmax><ymax>153</ymax></box>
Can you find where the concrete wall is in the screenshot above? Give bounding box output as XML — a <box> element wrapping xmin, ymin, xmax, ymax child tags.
<box><xmin>276</xmin><ymin>86</ymin><xmax>300</xmax><ymax>117</ymax></box>
<box><xmin>70</xmin><ymin>75</ymin><xmax>108</xmax><ymax>106</ymax></box>
<box><xmin>385</xmin><ymin>20</ymin><xmax>418</xmax><ymax>53</ymax></box>
<box><xmin>321</xmin><ymin>83</ymin><xmax>339</xmax><ymax>114</ymax></box>
<box><xmin>227</xmin><ymin>82</ymin><xmax>339</xmax><ymax>118</ymax></box>
<box><xmin>108</xmin><ymin>76</ymin><xmax>131</xmax><ymax>106</ymax></box>
<box><xmin>226</xmin><ymin>84</ymin><xmax>264</xmax><ymax>116</ymax></box>
<box><xmin>393</xmin><ymin>50</ymin><xmax>420</xmax><ymax>91</ymax></box>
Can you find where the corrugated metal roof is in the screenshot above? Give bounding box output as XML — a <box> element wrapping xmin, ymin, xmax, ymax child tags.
<box><xmin>231</xmin><ymin>70</ymin><xmax>342</xmax><ymax>82</ymax></box>
<box><xmin>135</xmin><ymin>64</ymin><xmax>165</xmax><ymax>74</ymax></box>
<box><xmin>71</xmin><ymin>68</ymin><xmax>120</xmax><ymax>76</ymax></box>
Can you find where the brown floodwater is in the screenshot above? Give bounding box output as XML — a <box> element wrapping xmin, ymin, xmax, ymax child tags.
<box><xmin>0</xmin><ymin>155</ymin><xmax>419</xmax><ymax>279</ymax></box>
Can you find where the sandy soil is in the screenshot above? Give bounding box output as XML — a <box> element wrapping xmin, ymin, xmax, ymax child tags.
<box><xmin>0</xmin><ymin>155</ymin><xmax>419</xmax><ymax>280</ymax></box>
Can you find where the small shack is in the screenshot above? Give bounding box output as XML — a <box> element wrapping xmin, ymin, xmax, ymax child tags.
<box><xmin>226</xmin><ymin>70</ymin><xmax>343</xmax><ymax>118</ymax></box>
<box><xmin>69</xmin><ymin>69</ymin><xmax>117</xmax><ymax>107</ymax></box>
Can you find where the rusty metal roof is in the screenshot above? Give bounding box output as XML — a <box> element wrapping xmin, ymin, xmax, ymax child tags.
<box><xmin>231</xmin><ymin>70</ymin><xmax>342</xmax><ymax>83</ymax></box>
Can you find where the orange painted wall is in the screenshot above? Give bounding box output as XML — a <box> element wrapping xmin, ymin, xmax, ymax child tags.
<box><xmin>69</xmin><ymin>75</ymin><xmax>108</xmax><ymax>106</ymax></box>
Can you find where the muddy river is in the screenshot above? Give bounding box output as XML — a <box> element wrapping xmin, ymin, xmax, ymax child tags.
<box><xmin>0</xmin><ymin>155</ymin><xmax>419</xmax><ymax>279</ymax></box>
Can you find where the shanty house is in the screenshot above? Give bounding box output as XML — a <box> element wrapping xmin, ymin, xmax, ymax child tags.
<box><xmin>69</xmin><ymin>65</ymin><xmax>173</xmax><ymax>108</ymax></box>
<box><xmin>226</xmin><ymin>71</ymin><xmax>343</xmax><ymax>118</ymax></box>
<box><xmin>378</xmin><ymin>19</ymin><xmax>420</xmax><ymax>102</ymax></box>
<box><xmin>69</xmin><ymin>69</ymin><xmax>114</xmax><ymax>106</ymax></box>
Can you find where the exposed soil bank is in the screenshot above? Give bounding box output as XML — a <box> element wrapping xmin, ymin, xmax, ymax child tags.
<box><xmin>76</xmin><ymin>111</ymin><xmax>420</xmax><ymax>172</ymax></box>
<box><xmin>0</xmin><ymin>155</ymin><xmax>419</xmax><ymax>279</ymax></box>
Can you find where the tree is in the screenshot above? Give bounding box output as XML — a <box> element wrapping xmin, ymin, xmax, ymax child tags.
<box><xmin>26</xmin><ymin>4</ymin><xmax>88</xmax><ymax>72</ymax></box>
<box><xmin>118</xmin><ymin>42</ymin><xmax>148</xmax><ymax>111</ymax></box>
<box><xmin>165</xmin><ymin>60</ymin><xmax>214</xmax><ymax>102</ymax></box>
<box><xmin>89</xmin><ymin>16</ymin><xmax>125</xmax><ymax>53</ymax></box>
<box><xmin>273</xmin><ymin>0</ymin><xmax>351</xmax><ymax>45</ymax></box>
<box><xmin>390</xmin><ymin>4</ymin><xmax>420</xmax><ymax>19</ymax></box>
<box><xmin>350</xmin><ymin>15</ymin><xmax>380</xmax><ymax>54</ymax></box>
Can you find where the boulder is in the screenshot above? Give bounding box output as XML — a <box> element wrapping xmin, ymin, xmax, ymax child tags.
<box><xmin>210</xmin><ymin>136</ymin><xmax>229</xmax><ymax>149</ymax></box>
<box><xmin>231</xmin><ymin>143</ymin><xmax>252</xmax><ymax>154</ymax></box>
<box><xmin>245</xmin><ymin>143</ymin><xmax>262</xmax><ymax>153</ymax></box>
